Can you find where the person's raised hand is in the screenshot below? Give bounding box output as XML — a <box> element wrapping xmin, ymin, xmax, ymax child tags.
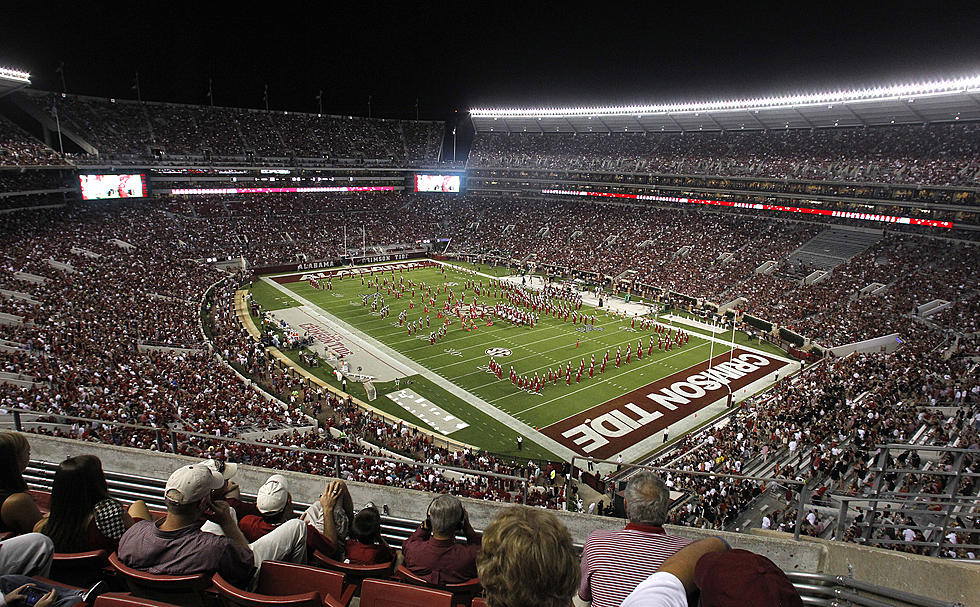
<box><xmin>207</xmin><ymin>499</ymin><xmax>235</xmax><ymax>527</ymax></box>
<box><xmin>319</xmin><ymin>480</ymin><xmax>340</xmax><ymax>510</ymax></box>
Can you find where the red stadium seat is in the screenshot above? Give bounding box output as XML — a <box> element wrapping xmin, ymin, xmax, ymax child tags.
<box><xmin>252</xmin><ymin>561</ymin><xmax>353</xmax><ymax>607</ymax></box>
<box><xmin>310</xmin><ymin>550</ymin><xmax>394</xmax><ymax>592</ymax></box>
<box><xmin>107</xmin><ymin>553</ymin><xmax>214</xmax><ymax>607</ymax></box>
<box><xmin>29</xmin><ymin>489</ymin><xmax>52</xmax><ymax>512</ymax></box>
<box><xmin>95</xmin><ymin>593</ymin><xmax>184</xmax><ymax>607</ymax></box>
<box><xmin>471</xmin><ymin>599</ymin><xmax>487</xmax><ymax>607</ymax></box>
<box><xmin>50</xmin><ymin>549</ymin><xmax>110</xmax><ymax>588</ymax></box>
<box><xmin>359</xmin><ymin>579</ymin><xmax>453</xmax><ymax>607</ymax></box>
<box><xmin>395</xmin><ymin>565</ymin><xmax>481</xmax><ymax>606</ymax></box>
<box><xmin>213</xmin><ymin>574</ymin><xmax>319</xmax><ymax>607</ymax></box>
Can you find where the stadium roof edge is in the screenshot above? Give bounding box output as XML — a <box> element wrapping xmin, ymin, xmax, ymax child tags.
<box><xmin>469</xmin><ymin>73</ymin><xmax>980</xmax><ymax>133</ymax></box>
<box><xmin>0</xmin><ymin>66</ymin><xmax>31</xmax><ymax>99</ymax></box>
<box><xmin>469</xmin><ymin>74</ymin><xmax>980</xmax><ymax>117</ymax></box>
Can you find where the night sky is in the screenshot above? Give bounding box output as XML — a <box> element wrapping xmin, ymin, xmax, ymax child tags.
<box><xmin>3</xmin><ymin>2</ymin><xmax>979</xmax><ymax>128</ymax></box>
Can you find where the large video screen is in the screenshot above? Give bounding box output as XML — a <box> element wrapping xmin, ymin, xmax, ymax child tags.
<box><xmin>79</xmin><ymin>174</ymin><xmax>147</xmax><ymax>200</ymax></box>
<box><xmin>415</xmin><ymin>174</ymin><xmax>461</xmax><ymax>193</ymax></box>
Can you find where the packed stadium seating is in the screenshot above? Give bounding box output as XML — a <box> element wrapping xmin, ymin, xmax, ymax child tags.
<box><xmin>1</xmin><ymin>192</ymin><xmax>975</xmax><ymax>554</ymax></box>
<box><xmin>0</xmin><ymin>115</ymin><xmax>67</xmax><ymax>166</ymax></box>
<box><xmin>16</xmin><ymin>92</ymin><xmax>444</xmax><ymax>166</ymax></box>
<box><xmin>469</xmin><ymin>124</ymin><xmax>980</xmax><ymax>186</ymax></box>
<box><xmin>0</xmin><ymin>87</ymin><xmax>977</xmax><ymax>563</ymax></box>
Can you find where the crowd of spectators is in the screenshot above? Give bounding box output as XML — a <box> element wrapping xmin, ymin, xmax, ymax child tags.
<box><xmin>0</xmin><ymin>190</ymin><xmax>976</xmax><ymax>560</ymax></box>
<box><xmin>19</xmin><ymin>92</ymin><xmax>444</xmax><ymax>166</ymax></box>
<box><xmin>0</xmin><ymin>118</ymin><xmax>66</xmax><ymax>167</ymax></box>
<box><xmin>0</xmin><ymin>169</ymin><xmax>69</xmax><ymax>194</ymax></box>
<box><xmin>439</xmin><ymin>196</ymin><xmax>979</xmax><ymax>347</ymax></box>
<box><xmin>469</xmin><ymin>123</ymin><xmax>980</xmax><ymax>187</ymax></box>
<box><xmin>633</xmin><ymin>320</ymin><xmax>978</xmax><ymax>557</ymax></box>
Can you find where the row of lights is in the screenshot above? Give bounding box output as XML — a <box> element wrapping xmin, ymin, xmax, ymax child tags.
<box><xmin>490</xmin><ymin>114</ymin><xmax>963</xmax><ymax>133</ymax></box>
<box><xmin>0</xmin><ymin>67</ymin><xmax>31</xmax><ymax>83</ymax></box>
<box><xmin>470</xmin><ymin>75</ymin><xmax>980</xmax><ymax>118</ymax></box>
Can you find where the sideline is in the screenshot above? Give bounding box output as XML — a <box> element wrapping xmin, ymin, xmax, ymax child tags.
<box><xmin>235</xmin><ymin>289</ymin><xmax>477</xmax><ymax>453</ymax></box>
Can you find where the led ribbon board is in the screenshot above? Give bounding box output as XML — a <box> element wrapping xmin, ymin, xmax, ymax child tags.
<box><xmin>541</xmin><ymin>189</ymin><xmax>953</xmax><ymax>228</ymax></box>
<box><xmin>170</xmin><ymin>186</ymin><xmax>395</xmax><ymax>195</ymax></box>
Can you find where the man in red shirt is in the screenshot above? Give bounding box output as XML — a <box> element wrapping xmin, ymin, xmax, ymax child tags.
<box><xmin>345</xmin><ymin>505</ymin><xmax>395</xmax><ymax>565</ymax></box>
<box><xmin>402</xmin><ymin>495</ymin><xmax>481</xmax><ymax>585</ymax></box>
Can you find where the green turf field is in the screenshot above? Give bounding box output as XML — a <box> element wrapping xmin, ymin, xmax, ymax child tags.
<box><xmin>249</xmin><ymin>263</ymin><xmax>782</xmax><ymax>459</ymax></box>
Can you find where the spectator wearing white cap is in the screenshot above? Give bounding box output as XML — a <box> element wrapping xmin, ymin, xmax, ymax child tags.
<box><xmin>238</xmin><ymin>474</ymin><xmax>345</xmax><ymax>560</ymax></box>
<box><xmin>117</xmin><ymin>462</ymin><xmax>307</xmax><ymax>587</ymax></box>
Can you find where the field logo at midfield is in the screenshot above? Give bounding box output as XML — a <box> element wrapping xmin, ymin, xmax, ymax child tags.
<box><xmin>485</xmin><ymin>347</ymin><xmax>512</xmax><ymax>357</ymax></box>
<box><xmin>576</xmin><ymin>325</ymin><xmax>604</xmax><ymax>333</ymax></box>
<box><xmin>541</xmin><ymin>349</ymin><xmax>791</xmax><ymax>459</ymax></box>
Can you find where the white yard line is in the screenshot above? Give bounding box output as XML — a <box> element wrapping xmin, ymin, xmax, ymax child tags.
<box><xmin>260</xmin><ymin>276</ymin><xmax>579</xmax><ymax>461</ymax></box>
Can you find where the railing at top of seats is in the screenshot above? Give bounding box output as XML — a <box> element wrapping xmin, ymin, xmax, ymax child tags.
<box><xmin>7</xmin><ymin>408</ymin><xmax>534</xmax><ymax>504</ymax></box>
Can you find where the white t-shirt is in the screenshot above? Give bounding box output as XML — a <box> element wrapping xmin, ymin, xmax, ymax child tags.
<box><xmin>621</xmin><ymin>572</ymin><xmax>687</xmax><ymax>607</ymax></box>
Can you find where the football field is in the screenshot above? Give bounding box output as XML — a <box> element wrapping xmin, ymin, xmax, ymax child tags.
<box><xmin>252</xmin><ymin>260</ymin><xmax>795</xmax><ymax>462</ymax></box>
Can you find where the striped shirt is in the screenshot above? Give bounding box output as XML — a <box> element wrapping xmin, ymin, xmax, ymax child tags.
<box><xmin>579</xmin><ymin>523</ymin><xmax>692</xmax><ymax>607</ymax></box>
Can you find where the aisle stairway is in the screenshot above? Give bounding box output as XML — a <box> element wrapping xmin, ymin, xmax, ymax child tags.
<box><xmin>785</xmin><ymin>227</ymin><xmax>883</xmax><ymax>271</ymax></box>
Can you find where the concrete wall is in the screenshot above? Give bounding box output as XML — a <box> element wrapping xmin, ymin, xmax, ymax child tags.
<box><xmin>829</xmin><ymin>332</ymin><xmax>902</xmax><ymax>357</ymax></box>
<box><xmin>775</xmin><ymin>531</ymin><xmax>980</xmax><ymax>606</ymax></box>
<box><xmin>26</xmin><ymin>435</ymin><xmax>975</xmax><ymax>605</ymax></box>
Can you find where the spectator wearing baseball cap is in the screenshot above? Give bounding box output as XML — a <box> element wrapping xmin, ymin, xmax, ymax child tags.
<box><xmin>197</xmin><ymin>459</ymin><xmax>261</xmax><ymax>521</ymax></box>
<box><xmin>117</xmin><ymin>462</ymin><xmax>307</xmax><ymax>587</ymax></box>
<box><xmin>621</xmin><ymin>537</ymin><xmax>803</xmax><ymax>607</ymax></box>
<box><xmin>238</xmin><ymin>474</ymin><xmax>346</xmax><ymax>560</ymax></box>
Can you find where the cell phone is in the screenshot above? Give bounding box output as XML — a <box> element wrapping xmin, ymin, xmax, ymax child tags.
<box><xmin>22</xmin><ymin>587</ymin><xmax>48</xmax><ymax>607</ymax></box>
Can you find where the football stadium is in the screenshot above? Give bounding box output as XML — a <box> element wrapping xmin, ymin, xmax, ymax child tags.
<box><xmin>0</xmin><ymin>9</ymin><xmax>978</xmax><ymax>606</ymax></box>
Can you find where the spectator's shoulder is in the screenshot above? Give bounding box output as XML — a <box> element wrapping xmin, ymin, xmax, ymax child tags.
<box><xmin>583</xmin><ymin>526</ymin><xmax>620</xmax><ymax>546</ymax></box>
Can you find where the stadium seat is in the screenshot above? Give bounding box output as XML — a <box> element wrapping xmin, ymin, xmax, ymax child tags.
<box><xmin>394</xmin><ymin>565</ymin><xmax>481</xmax><ymax>606</ymax></box>
<box><xmin>50</xmin><ymin>549</ymin><xmax>110</xmax><ymax>588</ymax></box>
<box><xmin>251</xmin><ymin>562</ymin><xmax>353</xmax><ymax>607</ymax></box>
<box><xmin>212</xmin><ymin>575</ymin><xmax>320</xmax><ymax>607</ymax></box>
<box><xmin>359</xmin><ymin>579</ymin><xmax>453</xmax><ymax>607</ymax></box>
<box><xmin>95</xmin><ymin>593</ymin><xmax>183</xmax><ymax>607</ymax></box>
<box><xmin>470</xmin><ymin>599</ymin><xmax>487</xmax><ymax>607</ymax></box>
<box><xmin>107</xmin><ymin>553</ymin><xmax>214</xmax><ymax>607</ymax></box>
<box><xmin>310</xmin><ymin>551</ymin><xmax>394</xmax><ymax>593</ymax></box>
<box><xmin>29</xmin><ymin>489</ymin><xmax>52</xmax><ymax>512</ymax></box>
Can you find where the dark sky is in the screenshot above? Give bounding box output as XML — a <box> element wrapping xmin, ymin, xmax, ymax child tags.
<box><xmin>3</xmin><ymin>2</ymin><xmax>979</xmax><ymax>127</ymax></box>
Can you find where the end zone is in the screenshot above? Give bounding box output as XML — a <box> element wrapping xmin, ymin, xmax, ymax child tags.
<box><xmin>541</xmin><ymin>349</ymin><xmax>792</xmax><ymax>459</ymax></box>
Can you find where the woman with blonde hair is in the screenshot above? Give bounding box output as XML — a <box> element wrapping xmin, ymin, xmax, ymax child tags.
<box><xmin>477</xmin><ymin>506</ymin><xmax>579</xmax><ymax>607</ymax></box>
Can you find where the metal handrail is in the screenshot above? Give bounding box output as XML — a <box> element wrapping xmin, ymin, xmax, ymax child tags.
<box><xmin>9</xmin><ymin>407</ymin><xmax>533</xmax><ymax>503</ymax></box>
<box><xmin>569</xmin><ymin>457</ymin><xmax>810</xmax><ymax>539</ymax></box>
<box><xmin>786</xmin><ymin>572</ymin><xmax>963</xmax><ymax>607</ymax></box>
